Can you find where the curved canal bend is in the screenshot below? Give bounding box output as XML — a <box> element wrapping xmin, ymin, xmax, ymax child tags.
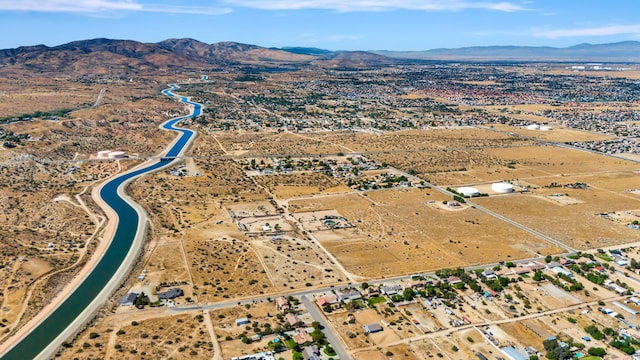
<box><xmin>2</xmin><ymin>84</ymin><xmax>200</xmax><ymax>359</ymax></box>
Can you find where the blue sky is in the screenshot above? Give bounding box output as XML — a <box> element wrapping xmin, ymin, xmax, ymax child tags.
<box><xmin>1</xmin><ymin>0</ymin><xmax>639</xmax><ymax>50</ymax></box>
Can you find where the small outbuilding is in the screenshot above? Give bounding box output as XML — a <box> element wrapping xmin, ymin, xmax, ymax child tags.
<box><xmin>236</xmin><ymin>317</ymin><xmax>250</xmax><ymax>326</ymax></box>
<box><xmin>364</xmin><ymin>323</ymin><xmax>383</xmax><ymax>333</ymax></box>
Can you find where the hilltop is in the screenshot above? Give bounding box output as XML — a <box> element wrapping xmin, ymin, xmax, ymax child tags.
<box><xmin>0</xmin><ymin>38</ymin><xmax>400</xmax><ymax>75</ymax></box>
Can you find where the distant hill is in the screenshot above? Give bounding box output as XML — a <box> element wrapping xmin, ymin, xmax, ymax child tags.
<box><xmin>2</xmin><ymin>38</ymin><xmax>639</xmax><ymax>76</ymax></box>
<box><xmin>0</xmin><ymin>38</ymin><xmax>401</xmax><ymax>75</ymax></box>
<box><xmin>159</xmin><ymin>38</ymin><xmax>316</xmax><ymax>65</ymax></box>
<box><xmin>277</xmin><ymin>47</ymin><xmax>333</xmax><ymax>56</ymax></box>
<box><xmin>373</xmin><ymin>41</ymin><xmax>640</xmax><ymax>62</ymax></box>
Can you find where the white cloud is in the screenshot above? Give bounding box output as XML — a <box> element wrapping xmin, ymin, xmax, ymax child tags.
<box><xmin>534</xmin><ymin>24</ymin><xmax>640</xmax><ymax>38</ymax></box>
<box><xmin>0</xmin><ymin>0</ymin><xmax>231</xmax><ymax>15</ymax></box>
<box><xmin>223</xmin><ymin>0</ymin><xmax>528</xmax><ymax>12</ymax></box>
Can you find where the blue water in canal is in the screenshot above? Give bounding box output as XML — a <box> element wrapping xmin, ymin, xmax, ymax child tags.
<box><xmin>3</xmin><ymin>85</ymin><xmax>199</xmax><ymax>359</ymax></box>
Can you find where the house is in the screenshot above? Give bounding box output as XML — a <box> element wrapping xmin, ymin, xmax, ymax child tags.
<box><xmin>316</xmin><ymin>294</ymin><xmax>339</xmax><ymax>307</ymax></box>
<box><xmin>560</xmin><ymin>258</ymin><xmax>575</xmax><ymax>266</ymax></box>
<box><xmin>608</xmin><ymin>283</ymin><xmax>627</xmax><ymax>294</ymax></box>
<box><xmin>119</xmin><ymin>292</ymin><xmax>138</xmax><ymax>306</ymax></box>
<box><xmin>362</xmin><ymin>287</ymin><xmax>380</xmax><ymax>297</ymax></box>
<box><xmin>501</xmin><ymin>346</ymin><xmax>529</xmax><ymax>360</ymax></box>
<box><xmin>446</xmin><ymin>276</ymin><xmax>462</xmax><ymax>285</ymax></box>
<box><xmin>302</xmin><ymin>345</ymin><xmax>320</xmax><ymax>360</ymax></box>
<box><xmin>527</xmin><ymin>263</ymin><xmax>546</xmax><ymax>271</ymax></box>
<box><xmin>482</xmin><ymin>269</ymin><xmax>497</xmax><ymax>280</ymax></box>
<box><xmin>336</xmin><ymin>289</ymin><xmax>362</xmax><ymax>301</ymax></box>
<box><xmin>284</xmin><ymin>313</ymin><xmax>303</xmax><ymax>327</ymax></box>
<box><xmin>616</xmin><ymin>258</ymin><xmax>629</xmax><ymax>267</ymax></box>
<box><xmin>380</xmin><ymin>284</ymin><xmax>403</xmax><ymax>295</ymax></box>
<box><xmin>293</xmin><ymin>328</ymin><xmax>313</xmax><ymax>345</ymax></box>
<box><xmin>551</xmin><ymin>266</ymin><xmax>573</xmax><ymax>278</ymax></box>
<box><xmin>621</xmin><ymin>329</ymin><xmax>640</xmax><ymax>341</ymax></box>
<box><xmin>236</xmin><ymin>317</ymin><xmax>250</xmax><ymax>326</ymax></box>
<box><xmin>276</xmin><ymin>297</ymin><xmax>290</xmax><ymax>312</ymax></box>
<box><xmin>364</xmin><ymin>323</ymin><xmax>383</xmax><ymax>333</ymax></box>
<box><xmin>231</xmin><ymin>351</ymin><xmax>276</xmax><ymax>360</ymax></box>
<box><xmin>512</xmin><ymin>266</ymin><xmax>531</xmax><ymax>275</ymax></box>
<box><xmin>546</xmin><ymin>261</ymin><xmax>562</xmax><ymax>269</ymax></box>
<box><xmin>404</xmin><ymin>280</ymin><xmax>426</xmax><ymax>289</ymax></box>
<box><xmin>158</xmin><ymin>288</ymin><xmax>184</xmax><ymax>300</ymax></box>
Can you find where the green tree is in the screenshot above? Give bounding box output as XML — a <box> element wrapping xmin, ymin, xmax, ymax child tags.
<box><xmin>533</xmin><ymin>270</ymin><xmax>544</xmax><ymax>282</ymax></box>
<box><xmin>311</xmin><ymin>328</ymin><xmax>326</xmax><ymax>344</ymax></box>
<box><xmin>587</xmin><ymin>347</ymin><xmax>606</xmax><ymax>357</ymax></box>
<box><xmin>403</xmin><ymin>288</ymin><xmax>415</xmax><ymax>301</ymax></box>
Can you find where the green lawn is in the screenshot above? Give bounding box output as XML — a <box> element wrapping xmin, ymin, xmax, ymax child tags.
<box><xmin>367</xmin><ymin>296</ymin><xmax>387</xmax><ymax>306</ymax></box>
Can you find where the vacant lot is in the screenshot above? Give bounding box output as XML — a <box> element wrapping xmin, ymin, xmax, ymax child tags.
<box><xmin>487</xmin><ymin>145</ymin><xmax>640</xmax><ymax>175</ymax></box>
<box><xmin>488</xmin><ymin>123</ymin><xmax>615</xmax><ymax>142</ymax></box>
<box><xmin>475</xmin><ymin>186</ymin><xmax>640</xmax><ymax>249</ymax></box>
<box><xmin>251</xmin><ymin>233</ymin><xmax>346</xmax><ymax>290</ymax></box>
<box><xmin>252</xmin><ymin>172</ymin><xmax>350</xmax><ymax>198</ymax></box>
<box><xmin>214</xmin><ymin>131</ymin><xmax>345</xmax><ymax>156</ymax></box>
<box><xmin>290</xmin><ymin>188</ymin><xmax>562</xmax><ymax>278</ymax></box>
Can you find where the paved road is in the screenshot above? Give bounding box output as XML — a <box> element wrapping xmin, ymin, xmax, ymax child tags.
<box><xmin>353</xmin><ymin>293</ymin><xmax>629</xmax><ymax>356</ymax></box>
<box><xmin>171</xmin><ymin>252</ymin><xmax>554</xmax><ymax>314</ymax></box>
<box><xmin>301</xmin><ymin>295</ymin><xmax>350</xmax><ymax>360</ymax></box>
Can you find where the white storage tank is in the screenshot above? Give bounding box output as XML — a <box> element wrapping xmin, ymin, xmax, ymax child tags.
<box><xmin>491</xmin><ymin>182</ymin><xmax>514</xmax><ymax>193</ymax></box>
<box><xmin>108</xmin><ymin>151</ymin><xmax>126</xmax><ymax>159</ymax></box>
<box><xmin>539</xmin><ymin>125</ymin><xmax>552</xmax><ymax>131</ymax></box>
<box><xmin>526</xmin><ymin>124</ymin><xmax>540</xmax><ymax>130</ymax></box>
<box><xmin>457</xmin><ymin>186</ymin><xmax>480</xmax><ymax>197</ymax></box>
<box><xmin>97</xmin><ymin>150</ymin><xmax>111</xmax><ymax>158</ymax></box>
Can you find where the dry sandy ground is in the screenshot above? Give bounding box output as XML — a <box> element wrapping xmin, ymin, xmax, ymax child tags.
<box><xmin>488</xmin><ymin>123</ymin><xmax>615</xmax><ymax>142</ymax></box>
<box><xmin>290</xmin><ymin>188</ymin><xmax>562</xmax><ymax>278</ymax></box>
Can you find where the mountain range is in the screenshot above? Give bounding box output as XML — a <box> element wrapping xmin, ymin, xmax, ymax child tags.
<box><xmin>0</xmin><ymin>38</ymin><xmax>639</xmax><ymax>75</ymax></box>
<box><xmin>372</xmin><ymin>41</ymin><xmax>640</xmax><ymax>62</ymax></box>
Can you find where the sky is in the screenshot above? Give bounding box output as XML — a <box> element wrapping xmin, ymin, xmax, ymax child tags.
<box><xmin>0</xmin><ymin>0</ymin><xmax>639</xmax><ymax>51</ymax></box>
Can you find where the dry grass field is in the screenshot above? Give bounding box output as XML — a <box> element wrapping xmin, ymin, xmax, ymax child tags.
<box><xmin>214</xmin><ymin>131</ymin><xmax>346</xmax><ymax>156</ymax></box>
<box><xmin>184</xmin><ymin>232</ymin><xmax>274</xmax><ymax>302</ymax></box>
<box><xmin>475</xmin><ymin>187</ymin><xmax>640</xmax><ymax>249</ymax></box>
<box><xmin>487</xmin><ymin>145</ymin><xmax>640</xmax><ymax>175</ymax></box>
<box><xmin>252</xmin><ymin>172</ymin><xmax>350</xmax><ymax>198</ymax></box>
<box><xmin>251</xmin><ymin>233</ymin><xmax>347</xmax><ymax>290</ymax></box>
<box><xmin>60</xmin><ymin>310</ymin><xmax>213</xmax><ymax>359</ymax></box>
<box><xmin>306</xmin><ymin>127</ymin><xmax>531</xmax><ymax>154</ymax></box>
<box><xmin>289</xmin><ymin>188</ymin><xmax>562</xmax><ymax>278</ymax></box>
<box><xmin>488</xmin><ymin>123</ymin><xmax>616</xmax><ymax>142</ymax></box>
<box><xmin>1</xmin><ymin>80</ymin><xmax>183</xmax><ymax>160</ymax></box>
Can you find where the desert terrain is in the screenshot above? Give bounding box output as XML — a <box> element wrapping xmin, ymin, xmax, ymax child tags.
<box><xmin>1</xmin><ymin>56</ymin><xmax>640</xmax><ymax>360</ymax></box>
